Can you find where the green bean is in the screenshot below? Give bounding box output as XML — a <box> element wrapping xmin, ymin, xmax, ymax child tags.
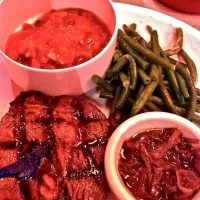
<box><xmin>118</xmin><ymin>29</ymin><xmax>125</xmax><ymax>37</ymax></box>
<box><xmin>117</xmin><ymin>37</ymin><xmax>149</xmax><ymax>70</ymax></box>
<box><xmin>128</xmin><ymin>56</ymin><xmax>138</xmax><ymax>90</ymax></box>
<box><xmin>107</xmin><ymin>55</ymin><xmax>128</xmax><ymax>78</ymax></box>
<box><xmin>99</xmin><ymin>91</ymin><xmax>114</xmax><ymax>99</ymax></box>
<box><xmin>196</xmin><ymin>88</ymin><xmax>200</xmax><ymax>96</ymax></box>
<box><xmin>108</xmin><ymin>54</ymin><xmax>138</xmax><ymax>90</ymax></box>
<box><xmin>136</xmin><ymin>85</ymin><xmax>144</xmax><ymax>100</ymax></box>
<box><xmin>92</xmin><ymin>75</ymin><xmax>114</xmax><ymax>93</ymax></box>
<box><xmin>151</xmin><ymin>30</ymin><xmax>160</xmax><ymax>56</ymax></box>
<box><xmin>149</xmin><ymin>64</ymin><xmax>159</xmax><ymax>81</ymax></box>
<box><xmin>148</xmin><ymin>96</ymin><xmax>164</xmax><ymax>106</ymax></box>
<box><xmin>176</xmin><ymin>73</ymin><xmax>190</xmax><ymax>98</ymax></box>
<box><xmin>116</xmin><ymin>72</ymin><xmax>130</xmax><ymax>108</ymax></box>
<box><xmin>179</xmin><ymin>49</ymin><xmax>198</xmax><ymax>83</ymax></box>
<box><xmin>116</xmin><ymin>88</ymin><xmax>130</xmax><ymax>108</ymax></box>
<box><xmin>158</xmin><ymin>82</ymin><xmax>179</xmax><ymax>114</ymax></box>
<box><xmin>122</xmin><ymin>35</ymin><xmax>176</xmax><ymax>71</ymax></box>
<box><xmin>115</xmin><ymin>43</ymin><xmax>121</xmax><ymax>50</ymax></box>
<box><xmin>123</xmin><ymin>25</ymin><xmax>140</xmax><ymax>38</ymax></box>
<box><xmin>123</xmin><ymin>24</ymin><xmax>130</xmax><ymax>34</ymax></box>
<box><xmin>122</xmin><ymin>26</ymin><xmax>149</xmax><ymax>46</ymax></box>
<box><xmin>147</xmin><ymin>25</ymin><xmax>153</xmax><ymax>34</ymax></box>
<box><xmin>175</xmin><ymin>64</ymin><xmax>197</xmax><ymax>120</ymax></box>
<box><xmin>196</xmin><ymin>105</ymin><xmax>200</xmax><ymax>113</ymax></box>
<box><xmin>119</xmin><ymin>72</ymin><xmax>130</xmax><ymax>88</ymax></box>
<box><xmin>162</xmin><ymin>80</ymin><xmax>170</xmax><ymax>86</ymax></box>
<box><xmin>127</xmin><ymin>97</ymin><xmax>135</xmax><ymax>105</ymax></box>
<box><xmin>165</xmin><ymin>68</ymin><xmax>182</xmax><ymax>103</ymax></box>
<box><xmin>141</xmin><ymin>107</ymin><xmax>150</xmax><ymax>113</ymax></box>
<box><xmin>109</xmin><ymin>86</ymin><xmax>121</xmax><ymax>119</ymax></box>
<box><xmin>146</xmin><ymin>102</ymin><xmax>161</xmax><ymax>111</ymax></box>
<box><xmin>175</xmin><ymin>105</ymin><xmax>186</xmax><ymax>116</ymax></box>
<box><xmin>164</xmin><ymin>28</ymin><xmax>183</xmax><ymax>56</ymax></box>
<box><xmin>178</xmin><ymin>93</ymin><xmax>186</xmax><ymax>106</ymax></box>
<box><xmin>131</xmin><ymin>80</ymin><xmax>159</xmax><ymax>116</ymax></box>
<box><xmin>149</xmin><ymin>31</ymin><xmax>162</xmax><ymax>82</ymax></box>
<box><xmin>174</xmin><ymin>106</ymin><xmax>200</xmax><ymax>124</ymax></box>
<box><xmin>161</xmin><ymin>74</ymin><xmax>165</xmax><ymax>80</ymax></box>
<box><xmin>130</xmin><ymin>23</ymin><xmax>137</xmax><ymax>30</ymax></box>
<box><xmin>168</xmin><ymin>57</ymin><xmax>187</xmax><ymax>68</ymax></box>
<box><xmin>138</xmin><ymin>68</ymin><xmax>151</xmax><ymax>85</ymax></box>
<box><xmin>193</xmin><ymin>114</ymin><xmax>200</xmax><ymax>124</ymax></box>
<box><xmin>112</xmin><ymin>49</ymin><xmax>123</xmax><ymax>63</ymax></box>
<box><xmin>140</xmin><ymin>39</ymin><xmax>149</xmax><ymax>48</ymax></box>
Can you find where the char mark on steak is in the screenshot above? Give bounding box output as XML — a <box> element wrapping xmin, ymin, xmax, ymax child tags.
<box><xmin>0</xmin><ymin>91</ymin><xmax>111</xmax><ymax>200</ymax></box>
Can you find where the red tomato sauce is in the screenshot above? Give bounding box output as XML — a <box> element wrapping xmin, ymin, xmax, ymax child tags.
<box><xmin>119</xmin><ymin>128</ymin><xmax>200</xmax><ymax>200</ymax></box>
<box><xmin>6</xmin><ymin>8</ymin><xmax>111</xmax><ymax>69</ymax></box>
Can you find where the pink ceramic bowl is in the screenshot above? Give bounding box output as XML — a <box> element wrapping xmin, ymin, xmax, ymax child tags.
<box><xmin>0</xmin><ymin>0</ymin><xmax>117</xmax><ymax>96</ymax></box>
<box><xmin>105</xmin><ymin>112</ymin><xmax>200</xmax><ymax>200</ymax></box>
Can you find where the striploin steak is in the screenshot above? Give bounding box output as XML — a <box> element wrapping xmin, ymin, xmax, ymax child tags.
<box><xmin>0</xmin><ymin>91</ymin><xmax>112</xmax><ymax>200</ymax></box>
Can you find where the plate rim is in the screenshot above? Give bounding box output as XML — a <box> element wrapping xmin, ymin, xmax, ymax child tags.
<box><xmin>113</xmin><ymin>2</ymin><xmax>200</xmax><ymax>37</ymax></box>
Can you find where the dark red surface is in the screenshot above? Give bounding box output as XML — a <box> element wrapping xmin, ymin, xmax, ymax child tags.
<box><xmin>119</xmin><ymin>128</ymin><xmax>200</xmax><ymax>200</ymax></box>
<box><xmin>157</xmin><ymin>0</ymin><xmax>200</xmax><ymax>14</ymax></box>
<box><xmin>0</xmin><ymin>91</ymin><xmax>111</xmax><ymax>199</ymax></box>
<box><xmin>6</xmin><ymin>8</ymin><xmax>111</xmax><ymax>69</ymax></box>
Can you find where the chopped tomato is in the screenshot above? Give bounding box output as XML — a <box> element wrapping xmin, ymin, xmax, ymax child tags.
<box><xmin>6</xmin><ymin>8</ymin><xmax>111</xmax><ymax>69</ymax></box>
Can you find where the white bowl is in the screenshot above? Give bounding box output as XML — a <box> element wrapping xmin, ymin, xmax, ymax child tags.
<box><xmin>0</xmin><ymin>0</ymin><xmax>117</xmax><ymax>96</ymax></box>
<box><xmin>105</xmin><ymin>112</ymin><xmax>200</xmax><ymax>200</ymax></box>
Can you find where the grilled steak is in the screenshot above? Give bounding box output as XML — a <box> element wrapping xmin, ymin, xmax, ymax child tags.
<box><xmin>0</xmin><ymin>91</ymin><xmax>112</xmax><ymax>200</ymax></box>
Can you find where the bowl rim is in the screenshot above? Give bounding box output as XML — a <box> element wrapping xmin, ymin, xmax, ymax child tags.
<box><xmin>0</xmin><ymin>0</ymin><xmax>117</xmax><ymax>73</ymax></box>
<box><xmin>105</xmin><ymin>112</ymin><xmax>200</xmax><ymax>200</ymax></box>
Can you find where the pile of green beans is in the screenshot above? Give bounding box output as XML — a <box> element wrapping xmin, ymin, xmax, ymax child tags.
<box><xmin>92</xmin><ymin>24</ymin><xmax>200</xmax><ymax>124</ymax></box>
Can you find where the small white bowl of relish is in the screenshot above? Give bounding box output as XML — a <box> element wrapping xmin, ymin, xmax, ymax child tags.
<box><xmin>105</xmin><ymin>112</ymin><xmax>200</xmax><ymax>200</ymax></box>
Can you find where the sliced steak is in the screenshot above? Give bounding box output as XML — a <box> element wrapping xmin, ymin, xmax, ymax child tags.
<box><xmin>0</xmin><ymin>91</ymin><xmax>111</xmax><ymax>200</ymax></box>
<box><xmin>0</xmin><ymin>148</ymin><xmax>24</xmax><ymax>200</ymax></box>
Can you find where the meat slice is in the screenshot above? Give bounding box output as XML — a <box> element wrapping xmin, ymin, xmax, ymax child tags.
<box><xmin>23</xmin><ymin>92</ymin><xmax>50</xmax><ymax>143</ymax></box>
<box><xmin>0</xmin><ymin>91</ymin><xmax>111</xmax><ymax>199</ymax></box>
<box><xmin>79</xmin><ymin>120</ymin><xmax>110</xmax><ymax>142</ymax></box>
<box><xmin>0</xmin><ymin>148</ymin><xmax>23</xmax><ymax>200</ymax></box>
<box><xmin>52</xmin><ymin>95</ymin><xmax>110</xmax><ymax>199</ymax></box>
<box><xmin>26</xmin><ymin>158</ymin><xmax>59</xmax><ymax>200</ymax></box>
<box><xmin>65</xmin><ymin>176</ymin><xmax>108</xmax><ymax>200</ymax></box>
<box><xmin>0</xmin><ymin>178</ymin><xmax>23</xmax><ymax>200</ymax></box>
<box><xmin>0</xmin><ymin>105</ymin><xmax>23</xmax><ymax>144</ymax></box>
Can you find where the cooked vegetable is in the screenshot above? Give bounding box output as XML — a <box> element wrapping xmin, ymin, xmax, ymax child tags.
<box><xmin>119</xmin><ymin>128</ymin><xmax>200</xmax><ymax>200</ymax></box>
<box><xmin>179</xmin><ymin>49</ymin><xmax>198</xmax><ymax>83</ymax></box>
<box><xmin>158</xmin><ymin>82</ymin><xmax>179</xmax><ymax>114</ymax></box>
<box><xmin>116</xmin><ymin>72</ymin><xmax>130</xmax><ymax>108</ymax></box>
<box><xmin>92</xmin><ymin>24</ymin><xmax>198</xmax><ymax>123</ymax></box>
<box><xmin>92</xmin><ymin>75</ymin><xmax>114</xmax><ymax>93</ymax></box>
<box><xmin>164</xmin><ymin>28</ymin><xmax>183</xmax><ymax>56</ymax></box>
<box><xmin>165</xmin><ymin>68</ymin><xmax>182</xmax><ymax>103</ymax></box>
<box><xmin>137</xmin><ymin>68</ymin><xmax>151</xmax><ymax>85</ymax></box>
<box><xmin>149</xmin><ymin>96</ymin><xmax>164</xmax><ymax>106</ymax></box>
<box><xmin>122</xmin><ymin>35</ymin><xmax>176</xmax><ymax>71</ymax></box>
<box><xmin>175</xmin><ymin>64</ymin><xmax>197</xmax><ymax>120</ymax></box>
<box><xmin>176</xmin><ymin>73</ymin><xmax>190</xmax><ymax>98</ymax></box>
<box><xmin>112</xmin><ymin>49</ymin><xmax>123</xmax><ymax>63</ymax></box>
<box><xmin>109</xmin><ymin>86</ymin><xmax>121</xmax><ymax>118</ymax></box>
<box><xmin>130</xmin><ymin>23</ymin><xmax>137</xmax><ymax>30</ymax></box>
<box><xmin>117</xmin><ymin>37</ymin><xmax>149</xmax><ymax>70</ymax></box>
<box><xmin>146</xmin><ymin>25</ymin><xmax>153</xmax><ymax>34</ymax></box>
<box><xmin>117</xmin><ymin>28</ymin><xmax>125</xmax><ymax>37</ymax></box>
<box><xmin>99</xmin><ymin>91</ymin><xmax>114</xmax><ymax>99</ymax></box>
<box><xmin>145</xmin><ymin>102</ymin><xmax>161</xmax><ymax>111</ymax></box>
<box><xmin>131</xmin><ymin>80</ymin><xmax>159</xmax><ymax>116</ymax></box>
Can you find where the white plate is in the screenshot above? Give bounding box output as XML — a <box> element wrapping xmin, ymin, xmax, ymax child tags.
<box><xmin>0</xmin><ymin>3</ymin><xmax>200</xmax><ymax>200</ymax></box>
